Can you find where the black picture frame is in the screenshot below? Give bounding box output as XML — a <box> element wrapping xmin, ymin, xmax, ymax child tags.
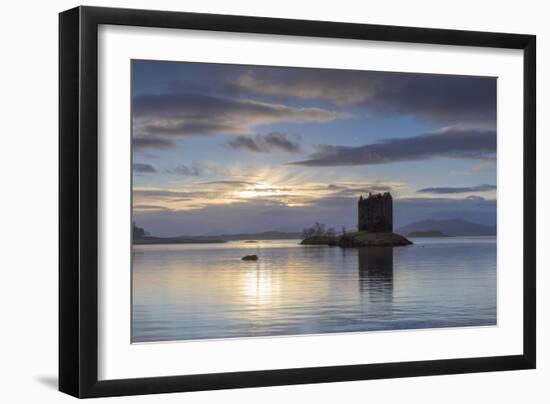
<box><xmin>59</xmin><ymin>5</ymin><xmax>536</xmax><ymax>398</ymax></box>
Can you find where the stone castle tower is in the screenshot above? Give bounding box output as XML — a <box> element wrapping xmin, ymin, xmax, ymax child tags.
<box><xmin>358</xmin><ymin>192</ymin><xmax>393</xmax><ymax>232</ymax></box>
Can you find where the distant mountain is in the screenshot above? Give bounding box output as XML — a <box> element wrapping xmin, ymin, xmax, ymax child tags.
<box><xmin>407</xmin><ymin>230</ymin><xmax>449</xmax><ymax>238</ymax></box>
<box><xmin>397</xmin><ymin>219</ymin><xmax>496</xmax><ymax>237</ymax></box>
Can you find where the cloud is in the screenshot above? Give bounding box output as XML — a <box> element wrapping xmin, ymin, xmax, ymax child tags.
<box><xmin>226</xmin><ymin>133</ymin><xmax>301</xmax><ymax>153</ymax></box>
<box><xmin>133</xmin><ymin>189</ymin><xmax>207</xmax><ymax>199</ymax></box>
<box><xmin>228</xmin><ymin>68</ymin><xmax>496</xmax><ymax>126</ymax></box>
<box><xmin>198</xmin><ymin>180</ymin><xmax>256</xmax><ymax>187</ymax></box>
<box><xmin>132</xmin><ymin>178</ymin><xmax>404</xmax><ymax>215</ymax></box>
<box><xmin>165</xmin><ymin>164</ymin><xmax>202</xmax><ymax>176</ymax></box>
<box><xmin>326</xmin><ymin>182</ymin><xmax>396</xmax><ymax>197</ymax></box>
<box><xmin>162</xmin><ymin>162</ymin><xmax>232</xmax><ymax>177</ymax></box>
<box><xmin>288</xmin><ymin>127</ymin><xmax>496</xmax><ymax>167</ymax></box>
<box><xmin>226</xmin><ymin>136</ymin><xmax>263</xmax><ymax>153</ymax></box>
<box><xmin>417</xmin><ymin>184</ymin><xmax>496</xmax><ymax>194</ymax></box>
<box><xmin>132</xmin><ymin>163</ymin><xmax>157</xmax><ymax>173</ymax></box>
<box><xmin>132</xmin><ymin>93</ymin><xmax>348</xmax><ymax>138</ymax></box>
<box><xmin>133</xmin><ymin>135</ymin><xmax>175</xmax><ymax>151</ymax></box>
<box><xmin>132</xmin><ymin>204</ymin><xmax>172</xmax><ymax>212</ymax></box>
<box><xmin>263</xmin><ymin>133</ymin><xmax>301</xmax><ymax>152</ymax></box>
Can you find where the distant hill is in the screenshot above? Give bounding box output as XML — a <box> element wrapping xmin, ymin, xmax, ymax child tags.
<box><xmin>134</xmin><ymin>236</ymin><xmax>225</xmax><ymax>245</ymax></box>
<box><xmin>407</xmin><ymin>230</ymin><xmax>449</xmax><ymax>238</ymax></box>
<box><xmin>397</xmin><ymin>219</ymin><xmax>496</xmax><ymax>237</ymax></box>
<box><xmin>134</xmin><ymin>231</ymin><xmax>303</xmax><ymax>245</ymax></box>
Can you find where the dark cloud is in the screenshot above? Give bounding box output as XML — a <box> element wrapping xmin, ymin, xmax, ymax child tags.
<box><xmin>163</xmin><ymin>163</ymin><xmax>230</xmax><ymax>177</ymax></box>
<box><xmin>417</xmin><ymin>184</ymin><xmax>496</xmax><ymax>194</ymax></box>
<box><xmin>288</xmin><ymin>127</ymin><xmax>496</xmax><ymax>167</ymax></box>
<box><xmin>165</xmin><ymin>164</ymin><xmax>202</xmax><ymax>176</ymax></box>
<box><xmin>264</xmin><ymin>133</ymin><xmax>301</xmax><ymax>152</ymax></box>
<box><xmin>132</xmin><ymin>93</ymin><xmax>347</xmax><ymax>138</ymax></box>
<box><xmin>226</xmin><ymin>133</ymin><xmax>301</xmax><ymax>153</ymax></box>
<box><xmin>132</xmin><ymin>163</ymin><xmax>157</xmax><ymax>173</ymax></box>
<box><xmin>133</xmin><ymin>189</ymin><xmax>208</xmax><ymax>199</ymax></box>
<box><xmin>226</xmin><ymin>136</ymin><xmax>264</xmax><ymax>153</ymax></box>
<box><xmin>133</xmin><ymin>135</ymin><xmax>175</xmax><ymax>151</ymax></box>
<box><xmin>228</xmin><ymin>68</ymin><xmax>496</xmax><ymax>126</ymax></box>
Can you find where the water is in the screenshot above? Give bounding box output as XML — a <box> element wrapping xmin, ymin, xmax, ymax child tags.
<box><xmin>132</xmin><ymin>237</ymin><xmax>496</xmax><ymax>343</ymax></box>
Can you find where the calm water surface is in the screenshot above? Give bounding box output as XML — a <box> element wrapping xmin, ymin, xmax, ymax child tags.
<box><xmin>132</xmin><ymin>237</ymin><xmax>496</xmax><ymax>342</ymax></box>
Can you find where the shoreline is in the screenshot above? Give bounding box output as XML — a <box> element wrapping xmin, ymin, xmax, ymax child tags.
<box><xmin>133</xmin><ymin>234</ymin><xmax>496</xmax><ymax>246</ymax></box>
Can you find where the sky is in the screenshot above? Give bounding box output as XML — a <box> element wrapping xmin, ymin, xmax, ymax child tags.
<box><xmin>132</xmin><ymin>60</ymin><xmax>497</xmax><ymax>237</ymax></box>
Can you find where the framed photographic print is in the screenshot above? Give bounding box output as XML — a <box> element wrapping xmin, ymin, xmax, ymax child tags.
<box><xmin>59</xmin><ymin>6</ymin><xmax>536</xmax><ymax>398</ymax></box>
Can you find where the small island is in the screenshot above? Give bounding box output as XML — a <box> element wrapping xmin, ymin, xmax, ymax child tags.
<box><xmin>301</xmin><ymin>193</ymin><xmax>412</xmax><ymax>248</ymax></box>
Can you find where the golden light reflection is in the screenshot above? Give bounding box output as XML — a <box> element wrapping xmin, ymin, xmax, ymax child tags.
<box><xmin>241</xmin><ymin>267</ymin><xmax>281</xmax><ymax>305</ymax></box>
<box><xmin>132</xmin><ymin>245</ymin><xmax>333</xmax><ymax>319</ymax></box>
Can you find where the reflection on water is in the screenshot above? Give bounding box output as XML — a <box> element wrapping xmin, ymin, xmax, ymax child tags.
<box><xmin>132</xmin><ymin>237</ymin><xmax>496</xmax><ymax>342</ymax></box>
<box><xmin>358</xmin><ymin>247</ymin><xmax>393</xmax><ymax>303</ymax></box>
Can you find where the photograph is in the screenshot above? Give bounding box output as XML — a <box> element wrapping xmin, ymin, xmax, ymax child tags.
<box><xmin>131</xmin><ymin>60</ymin><xmax>497</xmax><ymax>343</ymax></box>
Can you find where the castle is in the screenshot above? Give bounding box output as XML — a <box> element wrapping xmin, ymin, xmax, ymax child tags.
<box><xmin>358</xmin><ymin>192</ymin><xmax>393</xmax><ymax>232</ymax></box>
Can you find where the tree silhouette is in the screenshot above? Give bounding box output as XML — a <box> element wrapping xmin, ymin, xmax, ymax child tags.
<box><xmin>133</xmin><ymin>222</ymin><xmax>146</xmax><ymax>238</ymax></box>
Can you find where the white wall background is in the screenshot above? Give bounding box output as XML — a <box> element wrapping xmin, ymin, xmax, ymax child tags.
<box><xmin>0</xmin><ymin>0</ymin><xmax>546</xmax><ymax>402</ymax></box>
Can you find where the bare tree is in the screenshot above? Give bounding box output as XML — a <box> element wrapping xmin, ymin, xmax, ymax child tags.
<box><xmin>301</xmin><ymin>227</ymin><xmax>314</xmax><ymax>239</ymax></box>
<box><xmin>313</xmin><ymin>222</ymin><xmax>325</xmax><ymax>236</ymax></box>
<box><xmin>301</xmin><ymin>223</ymin><xmax>335</xmax><ymax>240</ymax></box>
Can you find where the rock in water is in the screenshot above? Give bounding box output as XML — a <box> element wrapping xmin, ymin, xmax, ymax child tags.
<box><xmin>242</xmin><ymin>254</ymin><xmax>258</xmax><ymax>261</ymax></box>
